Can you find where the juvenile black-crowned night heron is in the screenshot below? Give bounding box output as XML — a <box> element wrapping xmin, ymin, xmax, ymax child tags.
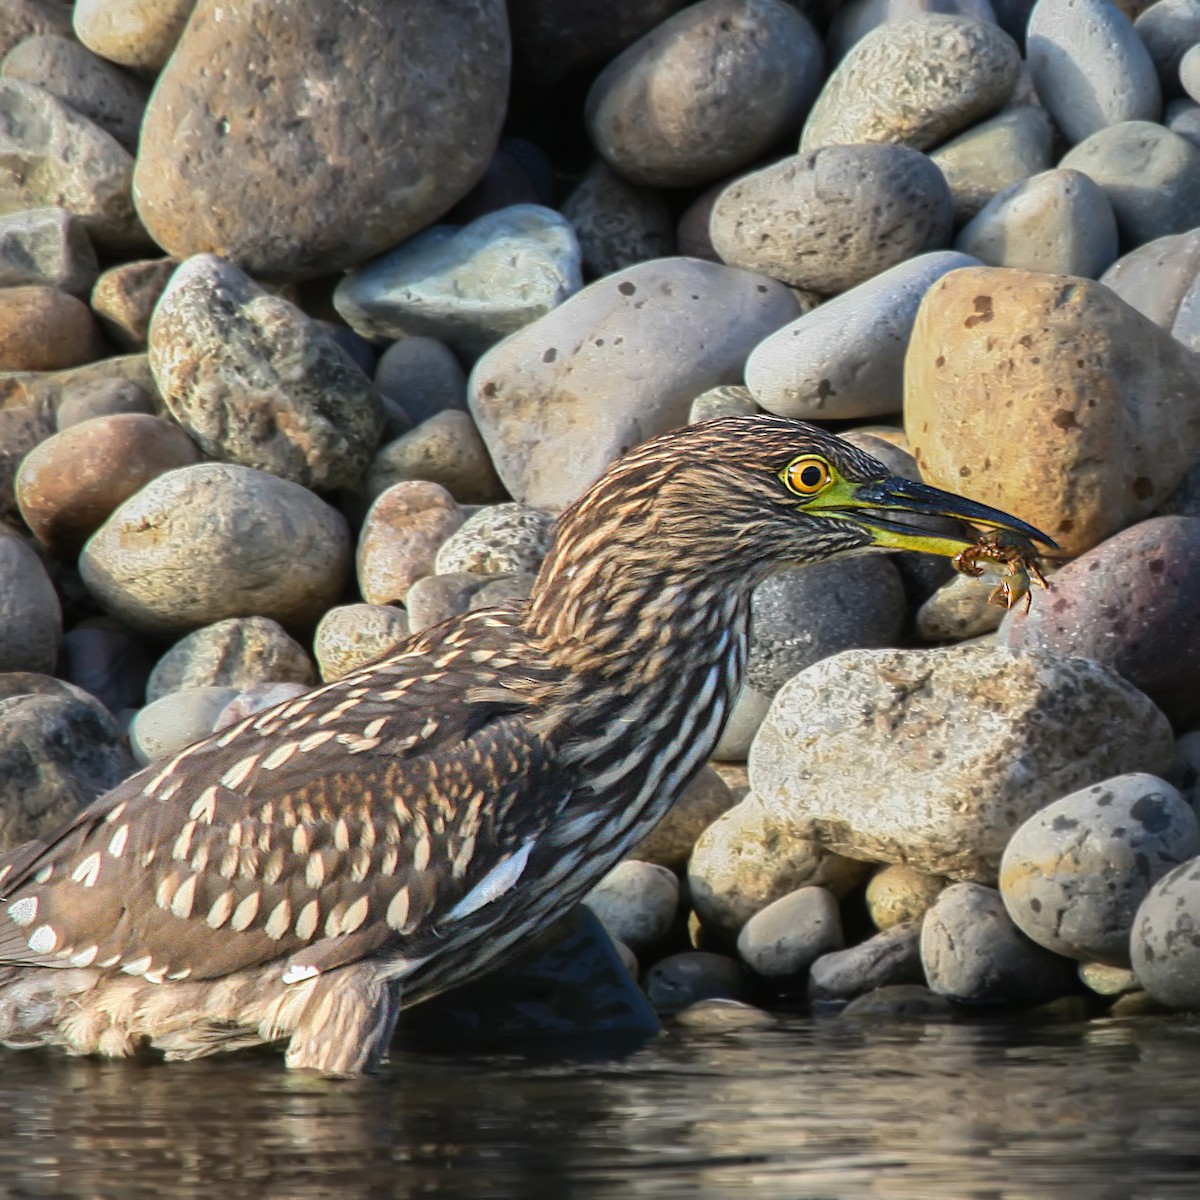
<box><xmin>0</xmin><ymin>417</ymin><xmax>1053</xmax><ymax>1074</ymax></box>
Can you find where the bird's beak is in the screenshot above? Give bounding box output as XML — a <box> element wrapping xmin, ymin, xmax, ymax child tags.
<box><xmin>812</xmin><ymin>475</ymin><xmax>1059</xmax><ymax>557</ymax></box>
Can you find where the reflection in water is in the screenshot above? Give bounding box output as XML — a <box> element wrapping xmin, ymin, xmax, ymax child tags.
<box><xmin>0</xmin><ymin>1014</ymin><xmax>1198</xmax><ymax>1198</ymax></box>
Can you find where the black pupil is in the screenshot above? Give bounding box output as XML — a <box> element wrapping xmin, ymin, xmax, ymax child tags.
<box><xmin>799</xmin><ymin>464</ymin><xmax>824</xmax><ymax>489</ymax></box>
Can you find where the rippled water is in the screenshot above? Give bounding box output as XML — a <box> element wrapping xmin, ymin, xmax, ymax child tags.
<box><xmin>1</xmin><ymin>1012</ymin><xmax>1198</xmax><ymax>1198</ymax></box>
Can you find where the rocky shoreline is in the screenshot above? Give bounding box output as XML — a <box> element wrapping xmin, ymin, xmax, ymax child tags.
<box><xmin>3</xmin><ymin>0</ymin><xmax>1200</xmax><ymax>1039</ymax></box>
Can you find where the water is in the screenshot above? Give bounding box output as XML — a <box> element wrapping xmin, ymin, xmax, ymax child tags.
<box><xmin>0</xmin><ymin>1012</ymin><xmax>1198</xmax><ymax>1198</ymax></box>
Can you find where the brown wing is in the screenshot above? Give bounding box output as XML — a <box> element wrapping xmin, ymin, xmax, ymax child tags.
<box><xmin>0</xmin><ymin>608</ymin><xmax>575</xmax><ymax>985</ymax></box>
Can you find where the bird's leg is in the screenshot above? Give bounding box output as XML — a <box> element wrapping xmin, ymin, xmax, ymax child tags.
<box><xmin>284</xmin><ymin>964</ymin><xmax>401</xmax><ymax>1075</ymax></box>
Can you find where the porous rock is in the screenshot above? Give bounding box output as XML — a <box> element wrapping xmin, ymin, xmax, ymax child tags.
<box><xmin>433</xmin><ymin>503</ymin><xmax>554</xmax><ymax>577</ymax></box>
<box><xmin>313</xmin><ymin>603</ymin><xmax>410</xmax><ymax>682</ymax></box>
<box><xmin>0</xmin><ymin>206</ymin><xmax>98</xmax><ymax>296</ymax></box>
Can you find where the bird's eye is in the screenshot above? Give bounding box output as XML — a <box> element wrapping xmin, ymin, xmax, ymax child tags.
<box><xmin>782</xmin><ymin>455</ymin><xmax>833</xmax><ymax>496</ymax></box>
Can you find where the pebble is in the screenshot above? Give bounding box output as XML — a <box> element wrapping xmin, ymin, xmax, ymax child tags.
<box><xmin>470</xmin><ymin>257</ymin><xmax>798</xmax><ymax>509</ymax></box>
<box><xmin>366</xmin><ymin>410</ymin><xmax>507</xmax><ymax>507</ymax></box>
<box><xmin>746</xmin><ymin>251</ymin><xmax>978</xmax><ymax>420</ymax></box>
<box><xmin>0</xmin><ymin>207</ymin><xmax>98</xmax><ymax>296</ymax></box>
<box><xmin>433</xmin><ymin>503</ymin><xmax>555</xmax><ymax>577</ymax></box>
<box><xmin>373</xmin><ymin>338</ymin><xmax>467</xmax><ymax>427</ymax></box>
<box><xmin>128</xmin><ymin>685</ymin><xmax>242</xmax><ymax>766</ymax></box>
<box><xmin>710</xmin><ymin>145</ymin><xmax>953</xmax><ymax>295</ymax></box>
<box><xmin>1166</xmin><ymin>97</ymin><xmax>1200</xmax><ymax>147</ymax></box>
<box><xmin>468</xmin><ymin>573</ymin><xmax>537</xmax><ymax>611</ymax></box>
<box><xmin>313</xmin><ymin>604</ymin><xmax>410</xmax><ymax>682</ymax></box>
<box><xmin>333</xmin><ymin>206</ymin><xmax>583</xmax><ymax>359</ymax></box>
<box><xmin>632</xmin><ymin>765</ymin><xmax>737</xmax><ymax>870</ymax></box>
<box><xmin>1059</xmin><ymin>121</ymin><xmax>1200</xmax><ymax>246</ymax></box>
<box><xmin>954</xmin><ymin>168</ymin><xmax>1119</xmax><ymax>277</ymax></box>
<box><xmin>584</xmin><ymin>860</ymin><xmax>681</xmax><ymax>954</ymax></box>
<box><xmin>0</xmin><ymin>285</ymin><xmax>104</xmax><ymax>371</ymax></box>
<box><xmin>79</xmin><ymin>463</ymin><xmax>352</xmax><ymax>637</ymax></box>
<box><xmin>839</xmin><ymin>984</ymin><xmax>958</xmax><ymax>1021</ymax></box>
<box><xmin>0</xmin><ymin>691</ymin><xmax>132</xmax><ymax>848</ymax></box>
<box><xmin>1078</xmin><ymin>961</ymin><xmax>1141</xmax><ymax>996</ymax></box>
<box><xmin>736</xmin><ymin>886</ymin><xmax>844</xmax><ymax>978</ymax></box>
<box><xmin>750</xmin><ymin>642</ymin><xmax>1175</xmax><ymax>882</ymax></box>
<box><xmin>915</xmin><ymin>571</ymin><xmax>1008</xmax><ymax>640</ymax></box>
<box><xmin>56</xmin><ymin>622</ymin><xmax>152</xmax><ymax>715</ymax></box>
<box><xmin>0</xmin><ymin>529</ymin><xmax>60</xmax><ymax>674</ymax></box>
<box><xmin>865</xmin><ymin>865</ymin><xmax>947</xmax><ymax>929</ymax></box>
<box><xmin>1098</xmin><ymin>227</ymin><xmax>1200</xmax><ymax>345</ymax></box>
<box><xmin>212</xmin><ymin>682</ymin><xmax>312</xmax><ymax>730</ymax></box>
<box><xmin>687</xmin><ymin>793</ymin><xmax>869</xmax><ymax>940</ymax></box>
<box><xmin>15</xmin><ymin>413</ymin><xmax>201</xmax><ymax>557</ymax></box>
<box><xmin>1181</xmin><ymin>43</ymin><xmax>1200</xmax><ymax>103</ymax></box>
<box><xmin>1026</xmin><ymin>0</ymin><xmax>1161</xmax><ymax>145</ymax></box>
<box><xmin>145</xmin><ymin>616</ymin><xmax>315</xmax><ymax>705</ymax></box>
<box><xmin>149</xmin><ymin>254</ymin><xmax>384</xmax><ymax>491</ymax></box>
<box><xmin>356</xmin><ymin>481</ymin><xmax>465</xmax><ymax>607</ymax></box>
<box><xmin>929</xmin><ymin>105</ymin><xmax>1057</xmax><ymax>223</ymax></box>
<box><xmin>807</xmin><ymin>922</ymin><xmax>924</xmax><ymax>1000</ymax></box>
<box><xmin>55</xmin><ymin>378</ymin><xmax>155</xmax><ymax>429</ymax></box>
<box><xmin>710</xmin><ymin>684</ymin><xmax>775</xmax><ymax>762</ymax></box>
<box><xmin>642</xmin><ymin>951</ymin><xmax>743</xmax><ymax>1012</ymax></box>
<box><xmin>1135</xmin><ymin>0</ymin><xmax>1200</xmax><ymax>94</ymax></box>
<box><xmin>689</xmin><ymin>385</ymin><xmax>760</xmax><ymax>423</ymax></box>
<box><xmin>73</xmin><ymin>0</ymin><xmax>192</xmax><ymax>71</ymax></box>
<box><xmin>90</xmin><ymin>258</ymin><xmax>178</xmax><ymax>350</ymax></box>
<box><xmin>906</xmin><ymin>266</ymin><xmax>1200</xmax><ymax>556</ymax></box>
<box><xmin>0</xmin><ymin>1</ymin><xmax>72</xmax><ymax>57</ymax></box>
<box><xmin>800</xmin><ymin>16</ymin><xmax>1021</xmax><ymax>152</ymax></box>
<box><xmin>921</xmin><ymin>882</ymin><xmax>1078</xmax><ymax>1003</ymax></box>
<box><xmin>673</xmin><ymin>998</ymin><xmax>775</xmax><ymax>1031</ymax></box>
<box><xmin>404</xmin><ymin>573</ymin><xmax>495</xmax><ymax>634</ymax></box>
<box><xmin>1131</xmin><ymin>856</ymin><xmax>1200</xmax><ymax>1007</ymax></box>
<box><xmin>585</xmin><ymin>0</ymin><xmax>824</xmax><ymax>188</ymax></box>
<box><xmin>133</xmin><ymin>1</ymin><xmax>510</xmax><ymax>280</ymax></box>
<box><xmin>827</xmin><ymin>0</ymin><xmax>1001</xmax><ymax>62</ymax></box>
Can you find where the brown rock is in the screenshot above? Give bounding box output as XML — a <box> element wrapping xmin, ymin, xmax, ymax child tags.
<box><xmin>90</xmin><ymin>257</ymin><xmax>177</xmax><ymax>349</ymax></box>
<box><xmin>133</xmin><ymin>0</ymin><xmax>510</xmax><ymax>280</ymax></box>
<box><xmin>73</xmin><ymin>0</ymin><xmax>195</xmax><ymax>71</ymax></box>
<box><xmin>0</xmin><ymin>284</ymin><xmax>104</xmax><ymax>370</ymax></box>
<box><xmin>633</xmin><ymin>765</ymin><xmax>738</xmax><ymax>870</ymax></box>
<box><xmin>55</xmin><ymin>377</ymin><xmax>155</xmax><ymax>429</ymax></box>
<box><xmin>905</xmin><ymin>267</ymin><xmax>1200</xmax><ymax>555</ymax></box>
<box><xmin>15</xmin><ymin>413</ymin><xmax>201</xmax><ymax>556</ymax></box>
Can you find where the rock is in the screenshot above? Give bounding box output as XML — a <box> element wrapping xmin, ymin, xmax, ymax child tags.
<box><xmin>750</xmin><ymin>642</ymin><xmax>1175</xmax><ymax>882</ymax></box>
<box><xmin>710</xmin><ymin>145</ymin><xmax>953</xmax><ymax>295</ymax></box>
<box><xmin>0</xmin><ymin>0</ymin><xmax>72</xmax><ymax>59</ymax></box>
<box><xmin>0</xmin><ymin>78</ymin><xmax>148</xmax><ymax>254</ymax></box>
<box><xmin>585</xmin><ymin>0</ymin><xmax>824</xmax><ymax>187</ymax></box>
<box><xmin>1000</xmin><ymin>517</ymin><xmax>1200</xmax><ymax>725</ymax></box>
<box><xmin>79</xmin><ymin>462</ymin><xmax>352</xmax><ymax>637</ymax></box>
<box><xmin>866</xmin><ymin>865</ymin><xmax>947</xmax><ymax>929</ymax></box>
<box><xmin>1</xmin><ymin>33</ymin><xmax>150</xmax><ymax>151</ymax></box>
<box><xmin>333</xmin><ymin>206</ymin><xmax>582</xmax><ymax>359</ymax></box>
<box><xmin>0</xmin><ymin>207</ymin><xmax>97</xmax><ymax>296</ymax></box>
<box><xmin>633</xmin><ymin>765</ymin><xmax>737</xmax><ymax>870</ymax></box>
<box><xmin>133</xmin><ymin>0</ymin><xmax>510</xmax><ymax>280</ymax></box>
<box><xmin>73</xmin><ymin>0</ymin><xmax>194</xmax><ymax>71</ymax></box>
<box><xmin>736</xmin><ymin>885</ymin><xmax>843</xmax><ymax>977</ymax></box>
<box><xmin>828</xmin><ymin>0</ymin><xmax>1001</xmax><ymax>62</ymax></box>
<box><xmin>148</xmin><ymin>254</ymin><xmax>384</xmax><ymax>490</ymax></box>
<box><xmin>642</xmin><ymin>951</ymin><xmax>743</xmax><ymax>1012</ymax></box>
<box><xmin>433</xmin><ymin>503</ymin><xmax>554</xmax><ymax>577</ymax></box>
<box><xmin>710</xmin><ymin>684</ymin><xmax>775</xmax><ymax>762</ymax></box>
<box><xmin>0</xmin><ymin>285</ymin><xmax>104</xmax><ymax>370</ymax></box>
<box><xmin>1000</xmin><ymin>773</ymin><xmax>1199</xmax><ymax>966</ymax></box>
<box><xmin>128</xmin><ymin>685</ymin><xmax>242</xmax><ymax>766</ymax></box>
<box><xmin>213</xmin><ymin>682</ymin><xmax>311</xmax><ymax>731</ymax></box>
<box><xmin>90</xmin><ymin>257</ymin><xmax>178</xmax><ymax>350</ymax></box>
<box><xmin>374</xmin><ymin>337</ymin><xmax>467</xmax><ymax>426</ymax></box>
<box><xmin>470</xmin><ymin>258</ymin><xmax>799</xmax><ymax>509</ymax></box>
<box><xmin>801</xmin><ymin>16</ymin><xmax>1020</xmax><ymax>152</ymax></box>
<box><xmin>468</xmin><ymin>573</ymin><xmax>536</xmax><ymax>611</ymax></box>
<box><xmin>839</xmin><ymin>983</ymin><xmax>958</xmax><ymax>1020</ymax></box>
<box><xmin>584</xmin><ymin>860</ymin><xmax>680</xmax><ymax>953</ymax></box>
<box><xmin>687</xmin><ymin>793</ymin><xmax>870</xmax><ymax>939</ymax></box>
<box><xmin>145</xmin><ymin>616</ymin><xmax>315</xmax><ymax>704</ymax></box>
<box><xmin>15</xmin><ymin>413</ymin><xmax>201</xmax><ymax>556</ymax></box>
<box><xmin>673</xmin><ymin>998</ymin><xmax>775</xmax><ymax>1030</ymax></box>
<box><xmin>405</xmin><ymin>572</ymin><xmax>494</xmax><ymax>633</ymax></box>
<box><xmin>1098</xmin><ymin>227</ymin><xmax>1200</xmax><ymax>344</ymax></box>
<box><xmin>928</xmin><ymin>105</ymin><xmax>1057</xmax><ymax>222</ymax></box>
<box><xmin>1135</xmin><ymin>0</ymin><xmax>1200</xmax><ymax>94</ymax></box>
<box><xmin>55</xmin><ymin>377</ymin><xmax>154</xmax><ymax>429</ymax></box>
<box><xmin>1130</xmin><ymin>855</ymin><xmax>1200</xmax><ymax>1006</ymax></box>
<box><xmin>1167</xmin><ymin>97</ymin><xmax>1200</xmax><ymax>148</ymax></box>
<box><xmin>905</xmin><ymin>266</ymin><xmax>1200</xmax><ymax>556</ymax></box>
<box><xmin>561</xmin><ymin>160</ymin><xmax>675</xmax><ymax>279</ymax></box>
<box><xmin>1027</xmin><ymin>0</ymin><xmax>1161</xmax><ymax>144</ymax></box>
<box><xmin>56</xmin><ymin>622</ymin><xmax>152</xmax><ymax>714</ymax></box>
<box><xmin>746</xmin><ymin>251</ymin><xmax>978</xmax><ymax>420</ymax></box>
<box><xmin>1059</xmin><ymin>121</ymin><xmax>1200</xmax><ymax>245</ymax></box>
<box><xmin>921</xmin><ymin>882</ymin><xmax>1078</xmax><ymax>1002</ymax></box>
<box><xmin>1180</xmin><ymin>42</ymin><xmax>1200</xmax><ymax>103</ymax></box>
<box><xmin>915</xmin><ymin>572</ymin><xmax>1009</xmax><ymax>640</ymax></box>
<box><xmin>0</xmin><ymin>529</ymin><xmax>60</xmax><ymax>674</ymax></box>
<box><xmin>356</xmin><ymin>481</ymin><xmax>465</xmax><ymax>606</ymax></box>
<box><xmin>954</xmin><ymin>168</ymin><xmax>1119</xmax><ymax>277</ymax></box>
<box><xmin>808</xmin><ymin>922</ymin><xmax>924</xmax><ymax>1000</ymax></box>
<box><xmin>365</xmin><ymin>410</ymin><xmax>507</xmax><ymax>506</ymax></box>
<box><xmin>313</xmin><ymin>603</ymin><xmax>409</xmax><ymax>682</ymax></box>
<box><xmin>0</xmin><ymin>691</ymin><xmax>132</xmax><ymax>848</ymax></box>
<box><xmin>1079</xmin><ymin>961</ymin><xmax>1140</xmax><ymax>995</ymax></box>
<box><xmin>689</xmin><ymin>385</ymin><xmax>760</xmax><ymax>423</ymax></box>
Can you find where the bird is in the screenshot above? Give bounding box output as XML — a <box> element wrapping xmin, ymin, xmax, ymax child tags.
<box><xmin>0</xmin><ymin>416</ymin><xmax>1054</xmax><ymax>1074</ymax></box>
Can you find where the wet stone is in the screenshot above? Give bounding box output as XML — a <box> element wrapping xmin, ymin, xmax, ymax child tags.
<box><xmin>1078</xmin><ymin>961</ymin><xmax>1141</xmax><ymax>996</ymax></box>
<box><xmin>839</xmin><ymin>984</ymin><xmax>958</xmax><ymax>1021</ymax></box>
<box><xmin>584</xmin><ymin>860</ymin><xmax>680</xmax><ymax>954</ymax></box>
<box><xmin>0</xmin><ymin>207</ymin><xmax>97</xmax><ymax>296</ymax></box>
<box><xmin>808</xmin><ymin>922</ymin><xmax>925</xmax><ymax>1001</ymax></box>
<box><xmin>434</xmin><ymin>503</ymin><xmax>554</xmax><ymax>577</ymax></box>
<box><xmin>313</xmin><ymin>604</ymin><xmax>410</xmax><ymax>682</ymax></box>
<box><xmin>736</xmin><ymin>886</ymin><xmax>844</xmax><ymax>978</ymax></box>
<box><xmin>128</xmin><ymin>685</ymin><xmax>242</xmax><ymax>766</ymax></box>
<box><xmin>642</xmin><ymin>951</ymin><xmax>743</xmax><ymax>1013</ymax></box>
<box><xmin>673</xmin><ymin>998</ymin><xmax>775</xmax><ymax>1031</ymax></box>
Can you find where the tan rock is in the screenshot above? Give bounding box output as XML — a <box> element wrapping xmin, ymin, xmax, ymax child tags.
<box><xmin>73</xmin><ymin>0</ymin><xmax>195</xmax><ymax>71</ymax></box>
<box><xmin>0</xmin><ymin>284</ymin><xmax>104</xmax><ymax>371</ymax></box>
<box><xmin>905</xmin><ymin>266</ymin><xmax>1200</xmax><ymax>554</ymax></box>
<box><xmin>632</xmin><ymin>765</ymin><xmax>738</xmax><ymax>870</ymax></box>
<box><xmin>0</xmin><ymin>0</ymin><xmax>73</xmax><ymax>59</ymax></box>
<box><xmin>90</xmin><ymin>257</ymin><xmax>177</xmax><ymax>349</ymax></box>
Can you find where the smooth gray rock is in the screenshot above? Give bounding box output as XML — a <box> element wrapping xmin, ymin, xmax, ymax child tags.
<box><xmin>584</xmin><ymin>860</ymin><xmax>680</xmax><ymax>953</ymax></box>
<box><xmin>0</xmin><ymin>207</ymin><xmax>97</xmax><ymax>296</ymax></box>
<box><xmin>750</xmin><ymin>642</ymin><xmax>1175</xmax><ymax>882</ymax></box>
<box><xmin>404</xmin><ymin>572</ymin><xmax>494</xmax><ymax>633</ymax></box>
<box><xmin>313</xmin><ymin>603</ymin><xmax>409</xmax><ymax>682</ymax></box>
<box><xmin>1135</xmin><ymin>0</ymin><xmax>1200</xmax><ymax>94</ymax></box>
<box><xmin>801</xmin><ymin>16</ymin><xmax>1021</xmax><ymax>152</ymax></box>
<box><xmin>128</xmin><ymin>685</ymin><xmax>241</xmax><ymax>766</ymax></box>
<box><xmin>643</xmin><ymin>951</ymin><xmax>743</xmax><ymax>1012</ymax></box>
<box><xmin>1099</xmin><ymin>227</ymin><xmax>1200</xmax><ymax>345</ymax></box>
<box><xmin>433</xmin><ymin>503</ymin><xmax>554</xmax><ymax>577</ymax></box>
<box><xmin>954</xmin><ymin>167</ymin><xmax>1119</xmax><ymax>276</ymax></box>
<box><xmin>1000</xmin><ymin>774</ymin><xmax>1199</xmax><ymax>966</ymax></box>
<box><xmin>334</xmin><ymin>206</ymin><xmax>582</xmax><ymax>359</ymax></box>
<box><xmin>0</xmin><ymin>529</ymin><xmax>60</xmax><ymax>674</ymax></box>
<box><xmin>808</xmin><ymin>921</ymin><xmax>924</xmax><ymax>1000</ymax></box>
<box><xmin>1059</xmin><ymin>121</ymin><xmax>1200</xmax><ymax>246</ymax></box>
<box><xmin>1131</xmin><ymin>855</ymin><xmax>1200</xmax><ymax>1007</ymax></box>
<box><xmin>1166</xmin><ymin>97</ymin><xmax>1200</xmax><ymax>148</ymax></box>
<box><xmin>745</xmin><ymin>251</ymin><xmax>978</xmax><ymax>419</ymax></box>
<box><xmin>374</xmin><ymin>336</ymin><xmax>465</xmax><ymax>426</ymax></box>
<box><xmin>866</xmin><ymin>865</ymin><xmax>947</xmax><ymax>929</ymax></box>
<box><xmin>737</xmin><ymin>885</ymin><xmax>843</xmax><ymax>977</ymax></box>
<box><xmin>710</xmin><ymin>145</ymin><xmax>953</xmax><ymax>294</ymax></box>
<box><xmin>469</xmin><ymin>257</ymin><xmax>798</xmax><ymax>509</ymax></box>
<box><xmin>921</xmin><ymin>882</ymin><xmax>1078</xmax><ymax>1002</ymax></box>
<box><xmin>689</xmin><ymin>385</ymin><xmax>760</xmax><ymax>423</ymax></box>
<box><xmin>1078</xmin><ymin>961</ymin><xmax>1140</xmax><ymax>995</ymax></box>
<box><xmin>1182</xmin><ymin>43</ymin><xmax>1200</xmax><ymax>104</ymax></box>
<box><xmin>55</xmin><ymin>377</ymin><xmax>154</xmax><ymax>429</ymax></box>
<box><xmin>915</xmin><ymin>571</ymin><xmax>1008</xmax><ymax>640</ymax></box>
<box><xmin>710</xmin><ymin>683</ymin><xmax>774</xmax><ymax>762</ymax></box>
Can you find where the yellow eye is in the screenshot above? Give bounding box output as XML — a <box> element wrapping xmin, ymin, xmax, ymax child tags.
<box><xmin>783</xmin><ymin>455</ymin><xmax>833</xmax><ymax>496</ymax></box>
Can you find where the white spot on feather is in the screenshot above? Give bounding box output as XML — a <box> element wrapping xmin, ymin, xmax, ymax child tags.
<box><xmin>231</xmin><ymin>891</ymin><xmax>260</xmax><ymax>931</ymax></box>
<box><xmin>71</xmin><ymin>853</ymin><xmax>102</xmax><ymax>888</ymax></box>
<box><xmin>7</xmin><ymin>897</ymin><xmax>36</xmax><ymax>926</ymax></box>
<box><xmin>121</xmin><ymin>955</ymin><xmax>152</xmax><ymax>976</ymax></box>
<box><xmin>69</xmin><ymin>945</ymin><xmax>98</xmax><ymax>967</ymax></box>
<box><xmin>107</xmin><ymin>824</ymin><xmax>130</xmax><ymax>858</ymax></box>
<box><xmin>282</xmin><ymin>963</ymin><xmax>320</xmax><ymax>984</ymax></box>
<box><xmin>261</xmin><ymin>742</ymin><xmax>299</xmax><ymax>771</ymax></box>
<box><xmin>445</xmin><ymin>843</ymin><xmax>534</xmax><ymax>921</ymax></box>
<box><xmin>220</xmin><ymin>754</ymin><xmax>260</xmax><ymax>790</ymax></box>
<box><xmin>28</xmin><ymin>925</ymin><xmax>58</xmax><ymax>954</ymax></box>
<box><xmin>189</xmin><ymin>787</ymin><xmax>218</xmax><ymax>824</ymax></box>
